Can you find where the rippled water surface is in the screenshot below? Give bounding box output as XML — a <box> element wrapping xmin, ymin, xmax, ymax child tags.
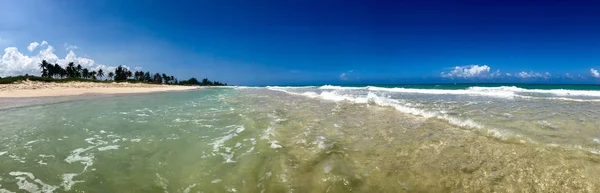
<box><xmin>2</xmin><ymin>86</ymin><xmax>600</xmax><ymax>192</ymax></box>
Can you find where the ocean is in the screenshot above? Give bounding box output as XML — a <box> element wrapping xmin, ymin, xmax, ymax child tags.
<box><xmin>1</xmin><ymin>84</ymin><xmax>600</xmax><ymax>192</ymax></box>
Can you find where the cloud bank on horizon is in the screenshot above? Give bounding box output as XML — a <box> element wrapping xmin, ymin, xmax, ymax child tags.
<box><xmin>439</xmin><ymin>64</ymin><xmax>599</xmax><ymax>81</ymax></box>
<box><xmin>0</xmin><ymin>41</ymin><xmax>134</xmax><ymax>78</ymax></box>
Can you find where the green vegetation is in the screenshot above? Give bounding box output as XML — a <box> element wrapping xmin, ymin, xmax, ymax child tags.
<box><xmin>179</xmin><ymin>78</ymin><xmax>227</xmax><ymax>86</ymax></box>
<box><xmin>0</xmin><ymin>60</ymin><xmax>228</xmax><ymax>86</ymax></box>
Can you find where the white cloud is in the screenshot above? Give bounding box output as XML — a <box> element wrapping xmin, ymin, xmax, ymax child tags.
<box><xmin>516</xmin><ymin>71</ymin><xmax>551</xmax><ymax>79</ymax></box>
<box><xmin>565</xmin><ymin>73</ymin><xmax>574</xmax><ymax>79</ymax></box>
<box><xmin>441</xmin><ymin>65</ymin><xmax>493</xmax><ymax>78</ymax></box>
<box><xmin>505</xmin><ymin>73</ymin><xmax>512</xmax><ymax>77</ymax></box>
<box><xmin>339</xmin><ymin>70</ymin><xmax>354</xmax><ymax>80</ymax></box>
<box><xmin>134</xmin><ymin>66</ymin><xmax>143</xmax><ymax>71</ymax></box>
<box><xmin>0</xmin><ymin>41</ymin><xmax>119</xmax><ymax>77</ymax></box>
<box><xmin>339</xmin><ymin>73</ymin><xmax>348</xmax><ymax>80</ymax></box>
<box><xmin>64</xmin><ymin>43</ymin><xmax>79</xmax><ymax>51</ymax></box>
<box><xmin>27</xmin><ymin>42</ymin><xmax>40</xmax><ymax>52</ymax></box>
<box><xmin>591</xmin><ymin>68</ymin><xmax>600</xmax><ymax>78</ymax></box>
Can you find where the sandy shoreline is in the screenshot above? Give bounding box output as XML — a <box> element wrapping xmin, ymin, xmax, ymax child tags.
<box><xmin>0</xmin><ymin>81</ymin><xmax>200</xmax><ymax>98</ymax></box>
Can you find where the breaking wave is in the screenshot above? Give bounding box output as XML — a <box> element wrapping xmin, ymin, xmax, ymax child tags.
<box><xmin>307</xmin><ymin>85</ymin><xmax>600</xmax><ymax>101</ymax></box>
<box><xmin>267</xmin><ymin>87</ymin><xmax>486</xmax><ymax>132</ymax></box>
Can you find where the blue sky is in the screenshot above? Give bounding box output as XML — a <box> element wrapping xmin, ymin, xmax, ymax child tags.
<box><xmin>1</xmin><ymin>0</ymin><xmax>600</xmax><ymax>85</ymax></box>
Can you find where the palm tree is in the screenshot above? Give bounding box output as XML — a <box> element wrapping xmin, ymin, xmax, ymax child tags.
<box><xmin>144</xmin><ymin>71</ymin><xmax>151</xmax><ymax>82</ymax></box>
<box><xmin>53</xmin><ymin>64</ymin><xmax>63</xmax><ymax>78</ymax></box>
<box><xmin>114</xmin><ymin>66</ymin><xmax>124</xmax><ymax>81</ymax></box>
<box><xmin>82</xmin><ymin>68</ymin><xmax>89</xmax><ymax>79</ymax></box>
<box><xmin>161</xmin><ymin>73</ymin><xmax>168</xmax><ymax>84</ymax></box>
<box><xmin>202</xmin><ymin>78</ymin><xmax>211</xmax><ymax>86</ymax></box>
<box><xmin>97</xmin><ymin>69</ymin><xmax>104</xmax><ymax>80</ymax></box>
<box><xmin>76</xmin><ymin>65</ymin><xmax>83</xmax><ymax>78</ymax></box>
<box><xmin>60</xmin><ymin>68</ymin><xmax>67</xmax><ymax>79</ymax></box>
<box><xmin>46</xmin><ymin>63</ymin><xmax>55</xmax><ymax>78</ymax></box>
<box><xmin>153</xmin><ymin>73</ymin><xmax>162</xmax><ymax>84</ymax></box>
<box><xmin>67</xmin><ymin>62</ymin><xmax>75</xmax><ymax>78</ymax></box>
<box><xmin>126</xmin><ymin>70</ymin><xmax>133</xmax><ymax>80</ymax></box>
<box><xmin>108</xmin><ymin>72</ymin><xmax>114</xmax><ymax>80</ymax></box>
<box><xmin>90</xmin><ymin>71</ymin><xmax>97</xmax><ymax>80</ymax></box>
<box><xmin>39</xmin><ymin>60</ymin><xmax>50</xmax><ymax>78</ymax></box>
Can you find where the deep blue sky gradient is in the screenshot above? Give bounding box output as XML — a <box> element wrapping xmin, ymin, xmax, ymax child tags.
<box><xmin>2</xmin><ymin>0</ymin><xmax>600</xmax><ymax>85</ymax></box>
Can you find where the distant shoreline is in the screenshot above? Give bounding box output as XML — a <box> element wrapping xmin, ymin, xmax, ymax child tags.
<box><xmin>0</xmin><ymin>80</ymin><xmax>200</xmax><ymax>98</ymax></box>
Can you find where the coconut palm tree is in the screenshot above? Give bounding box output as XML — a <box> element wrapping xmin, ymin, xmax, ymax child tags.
<box><xmin>76</xmin><ymin>65</ymin><xmax>83</xmax><ymax>78</ymax></box>
<box><xmin>161</xmin><ymin>73</ymin><xmax>168</xmax><ymax>84</ymax></box>
<box><xmin>82</xmin><ymin>68</ymin><xmax>89</xmax><ymax>79</ymax></box>
<box><xmin>144</xmin><ymin>71</ymin><xmax>151</xmax><ymax>82</ymax></box>
<box><xmin>66</xmin><ymin>62</ymin><xmax>76</xmax><ymax>78</ymax></box>
<box><xmin>53</xmin><ymin>64</ymin><xmax>63</xmax><ymax>78</ymax></box>
<box><xmin>153</xmin><ymin>73</ymin><xmax>162</xmax><ymax>84</ymax></box>
<box><xmin>39</xmin><ymin>60</ymin><xmax>50</xmax><ymax>77</ymax></box>
<box><xmin>90</xmin><ymin>71</ymin><xmax>97</xmax><ymax>80</ymax></box>
<box><xmin>97</xmin><ymin>69</ymin><xmax>104</xmax><ymax>80</ymax></box>
<box><xmin>46</xmin><ymin>63</ymin><xmax>55</xmax><ymax>78</ymax></box>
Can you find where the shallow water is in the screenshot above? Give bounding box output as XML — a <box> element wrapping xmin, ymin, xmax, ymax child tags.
<box><xmin>1</xmin><ymin>87</ymin><xmax>600</xmax><ymax>192</ymax></box>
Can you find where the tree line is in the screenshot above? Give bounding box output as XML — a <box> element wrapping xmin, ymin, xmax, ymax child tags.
<box><xmin>39</xmin><ymin>60</ymin><xmax>105</xmax><ymax>80</ymax></box>
<box><xmin>36</xmin><ymin>60</ymin><xmax>226</xmax><ymax>86</ymax></box>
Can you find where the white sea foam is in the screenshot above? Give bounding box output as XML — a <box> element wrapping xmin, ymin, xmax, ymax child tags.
<box><xmin>0</xmin><ymin>151</ymin><xmax>7</xmax><ymax>156</ymax></box>
<box><xmin>236</xmin><ymin>126</ymin><xmax>245</xmax><ymax>133</ymax></box>
<box><xmin>270</xmin><ymin>88</ymin><xmax>486</xmax><ymax>132</ymax></box>
<box><xmin>0</xmin><ymin>187</ymin><xmax>15</xmax><ymax>193</ymax></box>
<box><xmin>65</xmin><ymin>147</ymin><xmax>95</xmax><ymax>171</ymax></box>
<box><xmin>469</xmin><ymin>86</ymin><xmax>600</xmax><ymax>97</ymax></box>
<box><xmin>220</xmin><ymin>152</ymin><xmax>236</xmax><ymax>163</ymax></box>
<box><xmin>273</xmin><ymin>85</ymin><xmax>600</xmax><ymax>102</ymax></box>
<box><xmin>97</xmin><ymin>145</ymin><xmax>120</xmax><ymax>151</ymax></box>
<box><xmin>9</xmin><ymin>172</ymin><xmax>58</xmax><ymax>193</ymax></box>
<box><xmin>183</xmin><ymin>184</ymin><xmax>197</xmax><ymax>193</ymax></box>
<box><xmin>368</xmin><ymin>86</ymin><xmax>516</xmax><ymax>99</ymax></box>
<box><xmin>319</xmin><ymin>85</ymin><xmax>364</xmax><ymax>90</ymax></box>
<box><xmin>61</xmin><ymin>173</ymin><xmax>83</xmax><ymax>191</ymax></box>
<box><xmin>155</xmin><ymin>173</ymin><xmax>168</xmax><ymax>192</ymax></box>
<box><xmin>270</xmin><ymin>141</ymin><xmax>282</xmax><ymax>149</ymax></box>
<box><xmin>266</xmin><ymin>86</ymin><xmax>317</xmax><ymax>89</ymax></box>
<box><xmin>38</xmin><ymin>154</ymin><xmax>55</xmax><ymax>158</ymax></box>
<box><xmin>25</xmin><ymin>140</ymin><xmax>39</xmax><ymax>145</ymax></box>
<box><xmin>212</xmin><ymin>134</ymin><xmax>234</xmax><ymax>150</ymax></box>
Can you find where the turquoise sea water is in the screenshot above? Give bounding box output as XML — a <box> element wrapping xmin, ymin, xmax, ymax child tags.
<box><xmin>2</xmin><ymin>84</ymin><xmax>600</xmax><ymax>192</ymax></box>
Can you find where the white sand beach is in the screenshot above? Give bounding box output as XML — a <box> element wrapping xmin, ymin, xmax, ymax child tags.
<box><xmin>0</xmin><ymin>81</ymin><xmax>199</xmax><ymax>98</ymax></box>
